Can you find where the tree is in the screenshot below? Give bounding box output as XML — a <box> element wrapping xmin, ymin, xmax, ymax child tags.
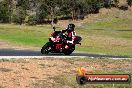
<box><xmin>0</xmin><ymin>0</ymin><xmax>123</xmax><ymax>24</ymax></box>
<box><xmin>12</xmin><ymin>6</ymin><xmax>27</xmax><ymax>24</ymax></box>
<box><xmin>38</xmin><ymin>0</ymin><xmax>60</xmax><ymax>24</ymax></box>
<box><xmin>104</xmin><ymin>0</ymin><xmax>119</xmax><ymax>8</ymax></box>
<box><xmin>17</xmin><ymin>0</ymin><xmax>30</xmax><ymax>10</ymax></box>
<box><xmin>36</xmin><ymin>3</ymin><xmax>48</xmax><ymax>24</ymax></box>
<box><xmin>0</xmin><ymin>0</ymin><xmax>10</xmax><ymax>23</ymax></box>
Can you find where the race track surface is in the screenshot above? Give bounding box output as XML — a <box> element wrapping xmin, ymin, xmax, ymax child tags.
<box><xmin>0</xmin><ymin>49</ymin><xmax>131</xmax><ymax>58</ymax></box>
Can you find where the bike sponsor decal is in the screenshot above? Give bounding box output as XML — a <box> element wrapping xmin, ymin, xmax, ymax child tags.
<box><xmin>76</xmin><ymin>67</ymin><xmax>131</xmax><ymax>85</ymax></box>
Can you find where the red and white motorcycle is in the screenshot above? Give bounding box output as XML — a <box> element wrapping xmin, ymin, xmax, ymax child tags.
<box><xmin>41</xmin><ymin>27</ymin><xmax>82</xmax><ymax>55</ymax></box>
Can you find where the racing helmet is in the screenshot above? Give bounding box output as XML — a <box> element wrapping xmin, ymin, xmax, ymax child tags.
<box><xmin>67</xmin><ymin>24</ymin><xmax>75</xmax><ymax>32</ymax></box>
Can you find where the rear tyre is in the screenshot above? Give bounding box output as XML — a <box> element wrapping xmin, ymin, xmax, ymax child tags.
<box><xmin>41</xmin><ymin>42</ymin><xmax>51</xmax><ymax>54</ymax></box>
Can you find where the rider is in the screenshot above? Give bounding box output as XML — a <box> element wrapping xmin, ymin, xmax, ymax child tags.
<box><xmin>62</xmin><ymin>24</ymin><xmax>76</xmax><ymax>44</ymax></box>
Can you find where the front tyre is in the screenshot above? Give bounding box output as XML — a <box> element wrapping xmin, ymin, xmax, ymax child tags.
<box><xmin>63</xmin><ymin>50</ymin><xmax>73</xmax><ymax>55</ymax></box>
<box><xmin>63</xmin><ymin>45</ymin><xmax>75</xmax><ymax>55</ymax></box>
<box><xmin>41</xmin><ymin>42</ymin><xmax>51</xmax><ymax>54</ymax></box>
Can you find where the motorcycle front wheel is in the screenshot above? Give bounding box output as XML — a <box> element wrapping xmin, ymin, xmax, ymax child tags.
<box><xmin>41</xmin><ymin>42</ymin><xmax>51</xmax><ymax>54</ymax></box>
<box><xmin>63</xmin><ymin>45</ymin><xmax>75</xmax><ymax>55</ymax></box>
<box><xmin>63</xmin><ymin>50</ymin><xmax>73</xmax><ymax>55</ymax></box>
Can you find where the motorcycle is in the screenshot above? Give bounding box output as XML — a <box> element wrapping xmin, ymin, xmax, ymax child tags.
<box><xmin>41</xmin><ymin>27</ymin><xmax>82</xmax><ymax>55</ymax></box>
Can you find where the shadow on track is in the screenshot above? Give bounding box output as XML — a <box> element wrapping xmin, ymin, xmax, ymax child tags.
<box><xmin>0</xmin><ymin>49</ymin><xmax>131</xmax><ymax>58</ymax></box>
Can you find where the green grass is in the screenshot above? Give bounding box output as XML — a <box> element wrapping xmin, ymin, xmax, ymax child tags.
<box><xmin>76</xmin><ymin>11</ymin><xmax>132</xmax><ymax>56</ymax></box>
<box><xmin>0</xmin><ymin>10</ymin><xmax>132</xmax><ymax>56</ymax></box>
<box><xmin>0</xmin><ymin>24</ymin><xmax>51</xmax><ymax>47</ymax></box>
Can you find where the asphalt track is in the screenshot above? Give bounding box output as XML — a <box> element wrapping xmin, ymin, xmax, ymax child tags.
<box><xmin>0</xmin><ymin>49</ymin><xmax>131</xmax><ymax>58</ymax></box>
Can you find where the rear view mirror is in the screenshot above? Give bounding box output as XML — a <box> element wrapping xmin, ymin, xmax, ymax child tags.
<box><xmin>53</xmin><ymin>26</ymin><xmax>56</xmax><ymax>31</ymax></box>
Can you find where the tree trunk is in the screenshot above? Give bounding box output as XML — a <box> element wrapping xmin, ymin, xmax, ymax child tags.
<box><xmin>51</xmin><ymin>7</ymin><xmax>54</xmax><ymax>27</ymax></box>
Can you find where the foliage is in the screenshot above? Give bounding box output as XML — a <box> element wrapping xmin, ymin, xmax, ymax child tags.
<box><xmin>26</xmin><ymin>15</ymin><xmax>37</xmax><ymax>25</ymax></box>
<box><xmin>12</xmin><ymin>7</ymin><xmax>27</xmax><ymax>24</ymax></box>
<box><xmin>0</xmin><ymin>0</ymin><xmax>120</xmax><ymax>24</ymax></box>
<box><xmin>0</xmin><ymin>0</ymin><xmax>10</xmax><ymax>23</ymax></box>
